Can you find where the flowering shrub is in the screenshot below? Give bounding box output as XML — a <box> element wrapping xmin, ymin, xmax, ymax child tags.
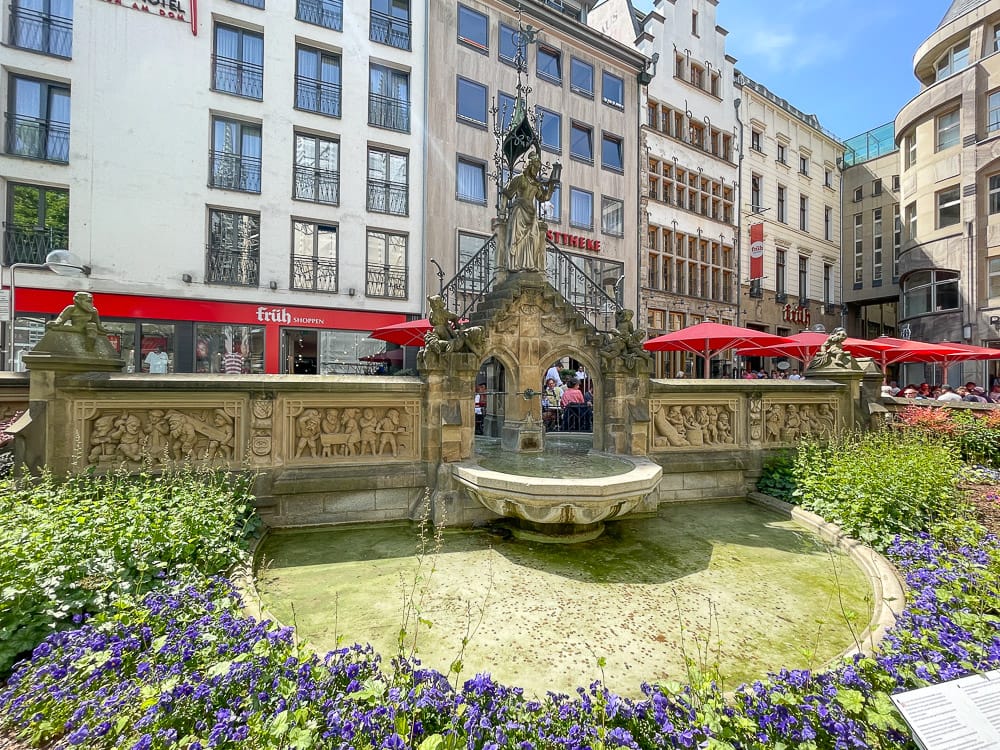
<box><xmin>897</xmin><ymin>404</ymin><xmax>1000</xmax><ymax>468</ymax></box>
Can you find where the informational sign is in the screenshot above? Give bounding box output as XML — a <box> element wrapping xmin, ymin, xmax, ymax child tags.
<box><xmin>891</xmin><ymin>669</ymin><xmax>1000</xmax><ymax>750</ymax></box>
<box><xmin>749</xmin><ymin>223</ymin><xmax>764</xmax><ymax>280</ymax></box>
<box><xmin>0</xmin><ymin>290</ymin><xmax>9</xmax><ymax>320</ymax></box>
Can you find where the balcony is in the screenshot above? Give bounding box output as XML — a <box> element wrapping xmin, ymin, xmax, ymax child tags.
<box><xmin>3</xmin><ymin>226</ymin><xmax>68</xmax><ymax>266</ymax></box>
<box><xmin>297</xmin><ymin>0</ymin><xmax>343</xmax><ymax>30</ymax></box>
<box><xmin>205</xmin><ymin>246</ymin><xmax>259</xmax><ymax>286</ymax></box>
<box><xmin>209</xmin><ymin>151</ymin><xmax>262</xmax><ymax>193</ymax></box>
<box><xmin>212</xmin><ymin>55</ymin><xmax>263</xmax><ymax>100</ymax></box>
<box><xmin>8</xmin><ymin>4</ymin><xmax>72</xmax><ymax>57</ymax></box>
<box><xmin>368</xmin><ymin>93</ymin><xmax>410</xmax><ymax>132</ymax></box>
<box><xmin>294</xmin><ymin>165</ymin><xmax>340</xmax><ymax>204</ymax></box>
<box><xmin>295</xmin><ymin>76</ymin><xmax>341</xmax><ymax>117</ymax></box>
<box><xmin>365</xmin><ymin>263</ymin><xmax>407</xmax><ymax>298</ymax></box>
<box><xmin>5</xmin><ymin>114</ymin><xmax>69</xmax><ymax>162</ymax></box>
<box><xmin>292</xmin><ymin>256</ymin><xmax>338</xmax><ymax>292</ymax></box>
<box><xmin>367</xmin><ymin>180</ymin><xmax>408</xmax><ymax>215</ymax></box>
<box><xmin>369</xmin><ymin>10</ymin><xmax>410</xmax><ymax>50</ymax></box>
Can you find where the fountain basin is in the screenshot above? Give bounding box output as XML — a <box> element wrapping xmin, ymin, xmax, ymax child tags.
<box><xmin>453</xmin><ymin>452</ymin><xmax>662</xmax><ymax>541</ymax></box>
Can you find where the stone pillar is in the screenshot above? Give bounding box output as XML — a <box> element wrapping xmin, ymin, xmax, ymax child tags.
<box><xmin>805</xmin><ymin>365</ymin><xmax>865</xmax><ymax>434</ymax></box>
<box><xmin>600</xmin><ymin>357</ymin><xmax>651</xmax><ymax>456</ymax></box>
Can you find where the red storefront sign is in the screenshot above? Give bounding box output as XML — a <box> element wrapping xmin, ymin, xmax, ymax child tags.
<box><xmin>782</xmin><ymin>304</ymin><xmax>811</xmax><ymax>327</ymax></box>
<box><xmin>545</xmin><ymin>230</ymin><xmax>601</xmax><ymax>252</ymax></box>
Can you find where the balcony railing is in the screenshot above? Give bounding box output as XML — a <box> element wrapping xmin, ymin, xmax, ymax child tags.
<box><xmin>209</xmin><ymin>151</ymin><xmax>262</xmax><ymax>193</ymax></box>
<box><xmin>366</xmin><ymin>263</ymin><xmax>407</xmax><ymax>298</ymax></box>
<box><xmin>295</xmin><ymin>76</ymin><xmax>341</xmax><ymax>117</ymax></box>
<box><xmin>367</xmin><ymin>180</ymin><xmax>408</xmax><ymax>215</ymax></box>
<box><xmin>369</xmin><ymin>10</ymin><xmax>410</xmax><ymax>50</ymax></box>
<box><xmin>3</xmin><ymin>226</ymin><xmax>68</xmax><ymax>266</ymax></box>
<box><xmin>9</xmin><ymin>4</ymin><xmax>72</xmax><ymax>57</ymax></box>
<box><xmin>297</xmin><ymin>0</ymin><xmax>343</xmax><ymax>30</ymax></box>
<box><xmin>212</xmin><ymin>55</ymin><xmax>263</xmax><ymax>100</ymax></box>
<box><xmin>292</xmin><ymin>256</ymin><xmax>338</xmax><ymax>292</ymax></box>
<box><xmin>231</xmin><ymin>0</ymin><xmax>265</xmax><ymax>7</ymax></box>
<box><xmin>368</xmin><ymin>93</ymin><xmax>410</xmax><ymax>132</ymax></box>
<box><xmin>294</xmin><ymin>165</ymin><xmax>340</xmax><ymax>204</ymax></box>
<box><xmin>205</xmin><ymin>246</ymin><xmax>260</xmax><ymax>286</ymax></box>
<box><xmin>5</xmin><ymin>114</ymin><xmax>69</xmax><ymax>162</ymax></box>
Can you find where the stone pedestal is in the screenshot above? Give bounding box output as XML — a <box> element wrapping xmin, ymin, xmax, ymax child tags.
<box><xmin>501</xmin><ymin>415</ymin><xmax>544</xmax><ymax>453</ymax></box>
<box><xmin>806</xmin><ymin>364</ymin><xmax>865</xmax><ymax>431</ymax></box>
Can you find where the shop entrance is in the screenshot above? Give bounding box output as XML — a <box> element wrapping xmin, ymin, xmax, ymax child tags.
<box><xmin>283</xmin><ymin>329</ymin><xmax>318</xmax><ymax>374</ymax></box>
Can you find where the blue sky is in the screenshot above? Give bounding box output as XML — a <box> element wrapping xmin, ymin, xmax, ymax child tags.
<box><xmin>637</xmin><ymin>1</ymin><xmax>951</xmax><ymax>141</ymax></box>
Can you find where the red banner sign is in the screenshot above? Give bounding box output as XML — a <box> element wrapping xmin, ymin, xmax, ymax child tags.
<box><xmin>749</xmin><ymin>223</ymin><xmax>764</xmax><ymax>281</ymax></box>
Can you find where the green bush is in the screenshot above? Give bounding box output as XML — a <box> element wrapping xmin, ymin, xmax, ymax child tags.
<box><xmin>755</xmin><ymin>451</ymin><xmax>797</xmax><ymax>502</ymax></box>
<box><xmin>793</xmin><ymin>430</ymin><xmax>964</xmax><ymax>551</ymax></box>
<box><xmin>0</xmin><ymin>467</ymin><xmax>258</xmax><ymax>676</ymax></box>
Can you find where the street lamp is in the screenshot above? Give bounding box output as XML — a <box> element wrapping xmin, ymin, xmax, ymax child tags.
<box><xmin>7</xmin><ymin>249</ymin><xmax>91</xmax><ymax>371</ymax></box>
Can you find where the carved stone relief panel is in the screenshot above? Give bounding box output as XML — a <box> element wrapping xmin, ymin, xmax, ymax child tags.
<box><xmin>761</xmin><ymin>399</ymin><xmax>839</xmax><ymax>445</ymax></box>
<box><xmin>649</xmin><ymin>399</ymin><xmax>740</xmax><ymax>451</ymax></box>
<box><xmin>74</xmin><ymin>400</ymin><xmax>243</xmax><ymax>468</ymax></box>
<box><xmin>282</xmin><ymin>399</ymin><xmax>420</xmax><ymax>463</ymax></box>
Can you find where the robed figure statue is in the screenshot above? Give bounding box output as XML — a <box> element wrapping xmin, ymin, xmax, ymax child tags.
<box><xmin>502</xmin><ymin>149</ymin><xmax>560</xmax><ymax>272</ymax></box>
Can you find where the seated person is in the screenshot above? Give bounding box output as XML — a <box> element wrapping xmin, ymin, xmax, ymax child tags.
<box><xmin>560</xmin><ymin>380</ymin><xmax>587</xmax><ymax>431</ymax></box>
<box><xmin>541</xmin><ymin>378</ymin><xmax>563</xmax><ymax>431</ymax></box>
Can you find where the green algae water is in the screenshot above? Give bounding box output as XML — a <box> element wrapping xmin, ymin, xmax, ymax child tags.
<box><xmin>256</xmin><ymin>501</ymin><xmax>873</xmax><ymax>698</ymax></box>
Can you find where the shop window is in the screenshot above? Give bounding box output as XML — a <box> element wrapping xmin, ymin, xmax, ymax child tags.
<box><xmin>195</xmin><ymin>324</ymin><xmax>265</xmax><ymax>374</ymax></box>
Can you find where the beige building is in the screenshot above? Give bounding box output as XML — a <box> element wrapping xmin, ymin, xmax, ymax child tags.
<box><xmin>735</xmin><ymin>73</ymin><xmax>843</xmax><ymax>372</ymax></box>
<box><xmin>894</xmin><ymin>0</ymin><xmax>1000</xmax><ymax>386</ymax></box>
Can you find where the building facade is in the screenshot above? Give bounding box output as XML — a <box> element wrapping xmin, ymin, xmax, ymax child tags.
<box><xmin>735</xmin><ymin>73</ymin><xmax>843</xmax><ymax>373</ymax></box>
<box><xmin>894</xmin><ymin>0</ymin><xmax>1000</xmax><ymax>385</ymax></box>
<box><xmin>2</xmin><ymin>0</ymin><xmax>424</xmax><ymax>373</ymax></box>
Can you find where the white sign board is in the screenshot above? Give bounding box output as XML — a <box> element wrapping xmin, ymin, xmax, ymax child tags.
<box><xmin>0</xmin><ymin>290</ymin><xmax>9</xmax><ymax>319</ymax></box>
<box><xmin>891</xmin><ymin>669</ymin><xmax>1000</xmax><ymax>750</ymax></box>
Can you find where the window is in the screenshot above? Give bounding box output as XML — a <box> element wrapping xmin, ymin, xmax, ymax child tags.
<box><xmin>853</xmin><ymin>214</ymin><xmax>863</xmax><ymax>285</ymax></box>
<box><xmin>995</xmin><ymin>24</ymin><xmax>1000</xmax><ymax>52</ymax></box>
<box><xmin>990</xmin><ymin>174</ymin><xmax>1000</xmax><ymax>214</ymax></box>
<box><xmin>823</xmin><ymin>263</ymin><xmax>833</xmax><ymax>305</ymax></box>
<box><xmin>369</xmin><ymin>64</ymin><xmax>410</xmax><ymax>131</ymax></box>
<box><xmin>456</xmin><ymin>77</ymin><xmax>488</xmax><ymax>127</ymax></box>
<box><xmin>366</xmin><ymin>229</ymin><xmax>408</xmax><ymax>298</ymax></box>
<box><xmin>367</xmin><ymin>148</ymin><xmax>408</xmax><ymax>215</ymax></box>
<box><xmin>691</xmin><ymin>10</ymin><xmax>698</xmax><ymax>35</ymax></box>
<box><xmin>798</xmin><ymin>255</ymin><xmax>808</xmax><ymax>301</ymax></box>
<box><xmin>906</xmin><ymin>201</ymin><xmax>917</xmax><ymax>240</ymax></box>
<box><xmin>207</xmin><ymin>209</ymin><xmax>260</xmax><ymax>286</ymax></box>
<box><xmin>799</xmin><ymin>155</ymin><xmax>809</xmax><ymax>175</ymax></box>
<box><xmin>873</xmin><ymin>178</ymin><xmax>882</xmax><ymax>196</ymax></box>
<box><xmin>232</xmin><ymin>0</ymin><xmax>265</xmax><ymax>7</ymax></box>
<box><xmin>937</xmin><ymin>186</ymin><xmax>960</xmax><ymax>228</ymax></box>
<box><xmin>873</xmin><ymin>208</ymin><xmax>883</xmax><ymax>283</ymax></box>
<box><xmin>892</xmin><ymin>174</ymin><xmax>900</xmax><ymax>192</ymax></box>
<box><xmin>935</xmin><ymin>40</ymin><xmax>969</xmax><ymax>81</ymax></box>
<box><xmin>10</xmin><ymin>0</ymin><xmax>73</xmax><ymax>57</ymax></box>
<box><xmin>751</xmin><ymin>173</ymin><xmax>762</xmax><ymax>211</ymax></box>
<box><xmin>370</xmin><ymin>0</ymin><xmax>410</xmax><ymax>50</ymax></box>
<box><xmin>292</xmin><ymin>221</ymin><xmax>338</xmax><ymax>292</ymax></box>
<box><xmin>936</xmin><ymin>110</ymin><xmax>960</xmax><ymax>151</ymax></box>
<box><xmin>456</xmin><ymin>157</ymin><xmax>486</xmax><ymax>203</ymax></box>
<box><xmin>570</xmin><ymin>58</ymin><xmax>594</xmax><ymax>96</ymax></box>
<box><xmin>601</xmin><ymin>132</ymin><xmax>623</xmax><ymax>171</ymax></box>
<box><xmin>209</xmin><ymin>117</ymin><xmax>262</xmax><ymax>193</ymax></box>
<box><xmin>537</xmin><ymin>46</ymin><xmax>562</xmax><ymax>84</ymax></box>
<box><xmin>906</xmin><ymin>133</ymin><xmax>916</xmax><ymax>169</ymax></box>
<box><xmin>799</xmin><ymin>195</ymin><xmax>808</xmax><ymax>231</ymax></box>
<box><xmin>854</xmin><ymin>186</ymin><xmax>863</xmax><ymax>202</ymax></box>
<box><xmin>570</xmin><ymin>187</ymin><xmax>593</xmax><ymax>229</ymax></box>
<box><xmin>457</xmin><ymin>4</ymin><xmax>488</xmax><ymax>52</ymax></box>
<box><xmin>297</xmin><ymin>0</ymin><xmax>343</xmax><ymax>31</ymax></box>
<box><xmin>776</xmin><ymin>143</ymin><xmax>787</xmax><ymax>164</ymax></box>
<box><xmin>570</xmin><ymin>122</ymin><xmax>593</xmax><ymax>162</ymax></box>
<box><xmin>989</xmin><ymin>257</ymin><xmax>1000</xmax><ymax>298</ymax></box>
<box><xmin>776</xmin><ymin>247</ymin><xmax>786</xmax><ymax>298</ymax></box>
<box><xmin>5</xmin><ymin>74</ymin><xmax>69</xmax><ymax>162</ymax></box>
<box><xmin>750</xmin><ymin>129</ymin><xmax>762</xmax><ymax>152</ymax></box>
<box><xmin>457</xmin><ymin>231</ymin><xmax>491</xmax><ymax>295</ymax></box>
<box><xmin>499</xmin><ymin>23</ymin><xmax>524</xmax><ymax>65</ymax></box>
<box><xmin>458</xmin><ymin>231</ymin><xmax>490</xmax><ymax>271</ymax></box>
<box><xmin>902</xmin><ymin>270</ymin><xmax>959</xmax><ymax>317</ymax></box>
<box><xmin>543</xmin><ymin>184</ymin><xmax>560</xmax><ymax>221</ymax></box>
<box><xmin>989</xmin><ymin>91</ymin><xmax>1000</xmax><ymax>134</ymax></box>
<box><xmin>213</xmin><ymin>24</ymin><xmax>263</xmax><ymax>99</ymax></box>
<box><xmin>3</xmin><ymin>183</ymin><xmax>68</xmax><ymax>265</ymax></box>
<box><xmin>294</xmin><ymin>133</ymin><xmax>340</xmax><ymax>205</ymax></box>
<box><xmin>602</xmin><ymin>72</ymin><xmax>624</xmax><ymax>108</ymax></box>
<box><xmin>295</xmin><ymin>46</ymin><xmax>341</xmax><ymax>117</ymax></box>
<box><xmin>824</xmin><ymin>205</ymin><xmax>832</xmax><ymax>241</ymax></box>
<box><xmin>537</xmin><ymin>107</ymin><xmax>561</xmax><ymax>151</ymax></box>
<box><xmin>601</xmin><ymin>196</ymin><xmax>623</xmax><ymax>236</ymax></box>
<box><xmin>893</xmin><ymin>204</ymin><xmax>901</xmax><ymax>278</ymax></box>
<box><xmin>776</xmin><ymin>185</ymin><xmax>787</xmax><ymax>223</ymax></box>
<box><xmin>824</xmin><ymin>169</ymin><xmax>833</xmax><ymax>188</ymax></box>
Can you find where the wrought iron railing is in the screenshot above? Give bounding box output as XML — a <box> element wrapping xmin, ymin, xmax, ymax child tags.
<box><xmin>365</xmin><ymin>263</ymin><xmax>407</xmax><ymax>298</ymax></box>
<box><xmin>295</xmin><ymin>76</ymin><xmax>341</xmax><ymax>117</ymax></box>
<box><xmin>205</xmin><ymin>246</ymin><xmax>260</xmax><ymax>286</ymax></box>
<box><xmin>232</xmin><ymin>0</ymin><xmax>265</xmax><ymax>7</ymax></box>
<box><xmin>209</xmin><ymin>151</ymin><xmax>262</xmax><ymax>193</ymax></box>
<box><xmin>369</xmin><ymin>10</ymin><xmax>410</xmax><ymax>49</ymax></box>
<box><xmin>5</xmin><ymin>113</ymin><xmax>69</xmax><ymax>162</ymax></box>
<box><xmin>367</xmin><ymin>180</ymin><xmax>408</xmax><ymax>215</ymax></box>
<box><xmin>3</xmin><ymin>226</ymin><xmax>68</xmax><ymax>266</ymax></box>
<box><xmin>440</xmin><ymin>236</ymin><xmax>496</xmax><ymax>318</ymax></box>
<box><xmin>292</xmin><ymin>256</ymin><xmax>338</xmax><ymax>292</ymax></box>
<box><xmin>212</xmin><ymin>55</ymin><xmax>264</xmax><ymax>100</ymax></box>
<box><xmin>545</xmin><ymin>243</ymin><xmax>622</xmax><ymax>333</ymax></box>
<box><xmin>293</xmin><ymin>165</ymin><xmax>340</xmax><ymax>204</ymax></box>
<box><xmin>296</xmin><ymin>0</ymin><xmax>342</xmax><ymax>30</ymax></box>
<box><xmin>368</xmin><ymin>93</ymin><xmax>410</xmax><ymax>132</ymax></box>
<box><xmin>8</xmin><ymin>4</ymin><xmax>72</xmax><ymax>57</ymax></box>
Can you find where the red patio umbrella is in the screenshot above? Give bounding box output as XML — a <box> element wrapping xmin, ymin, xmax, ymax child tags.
<box><xmin>368</xmin><ymin>319</ymin><xmax>433</xmax><ymax>347</ymax></box>
<box><xmin>359</xmin><ymin>349</ymin><xmax>405</xmax><ymax>364</ymax></box>
<box><xmin>866</xmin><ymin>337</ymin><xmax>973</xmax><ymax>370</ymax></box>
<box><xmin>737</xmin><ymin>331</ymin><xmax>896</xmax><ymax>366</ymax></box>
<box><xmin>920</xmin><ymin>342</ymin><xmax>1000</xmax><ymax>381</ymax></box>
<box><xmin>644</xmin><ymin>322</ymin><xmax>796</xmax><ymax>378</ymax></box>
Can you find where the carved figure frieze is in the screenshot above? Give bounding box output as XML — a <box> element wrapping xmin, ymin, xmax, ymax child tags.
<box><xmin>651</xmin><ymin>402</ymin><xmax>736</xmax><ymax>449</ymax></box>
<box><xmin>763</xmin><ymin>401</ymin><xmax>838</xmax><ymax>444</ymax></box>
<box><xmin>287</xmin><ymin>402</ymin><xmax>417</xmax><ymax>461</ymax></box>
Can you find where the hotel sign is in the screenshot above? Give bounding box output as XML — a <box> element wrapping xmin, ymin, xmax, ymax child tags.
<box><xmin>99</xmin><ymin>0</ymin><xmax>198</xmax><ymax>35</ymax></box>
